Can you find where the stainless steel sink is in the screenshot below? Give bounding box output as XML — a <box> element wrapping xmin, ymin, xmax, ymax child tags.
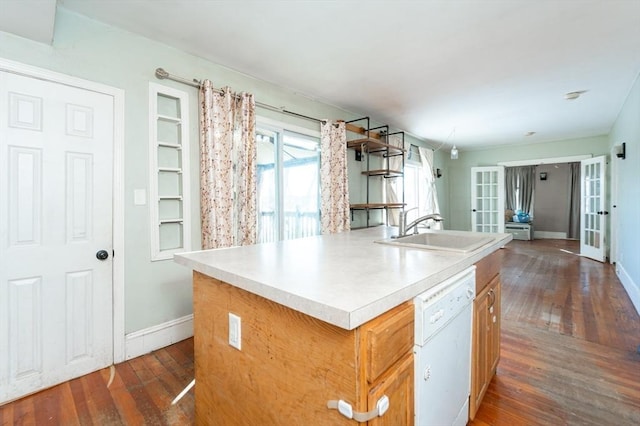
<box><xmin>375</xmin><ymin>231</ymin><xmax>494</xmax><ymax>253</ymax></box>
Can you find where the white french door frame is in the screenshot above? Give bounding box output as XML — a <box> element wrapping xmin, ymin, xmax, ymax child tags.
<box><xmin>580</xmin><ymin>156</ymin><xmax>607</xmax><ymax>263</ymax></box>
<box><xmin>471</xmin><ymin>166</ymin><xmax>505</xmax><ymax>233</ymax></box>
<box><xmin>0</xmin><ymin>58</ymin><xmax>126</xmax><ymax>363</ymax></box>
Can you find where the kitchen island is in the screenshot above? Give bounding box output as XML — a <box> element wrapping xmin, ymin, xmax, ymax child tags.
<box><xmin>175</xmin><ymin>227</ymin><xmax>511</xmax><ymax>425</ymax></box>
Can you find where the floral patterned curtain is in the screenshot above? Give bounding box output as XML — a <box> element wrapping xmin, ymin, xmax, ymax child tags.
<box><xmin>199</xmin><ymin>80</ymin><xmax>256</xmax><ymax>249</ymax></box>
<box><xmin>320</xmin><ymin>120</ymin><xmax>350</xmax><ymax>234</ymax></box>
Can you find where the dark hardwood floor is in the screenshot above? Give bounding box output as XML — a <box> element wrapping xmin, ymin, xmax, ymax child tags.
<box><xmin>1</xmin><ymin>239</ymin><xmax>639</xmax><ymax>425</ymax></box>
<box><xmin>471</xmin><ymin>239</ymin><xmax>640</xmax><ymax>426</ymax></box>
<box><xmin>0</xmin><ymin>339</ymin><xmax>195</xmax><ymax>426</ymax></box>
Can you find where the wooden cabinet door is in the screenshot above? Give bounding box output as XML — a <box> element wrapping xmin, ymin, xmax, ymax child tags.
<box><xmin>488</xmin><ymin>277</ymin><xmax>501</xmax><ymax>375</ymax></box>
<box><xmin>367</xmin><ymin>354</ymin><xmax>414</xmax><ymax>426</ymax></box>
<box><xmin>470</xmin><ymin>274</ymin><xmax>502</xmax><ymax>420</ymax></box>
<box><xmin>470</xmin><ymin>284</ymin><xmax>490</xmax><ymax>419</ymax></box>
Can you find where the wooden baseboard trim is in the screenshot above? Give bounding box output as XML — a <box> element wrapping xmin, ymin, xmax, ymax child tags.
<box><xmin>124</xmin><ymin>314</ymin><xmax>193</xmax><ymax>360</ymax></box>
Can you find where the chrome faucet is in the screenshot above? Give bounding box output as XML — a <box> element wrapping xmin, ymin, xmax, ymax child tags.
<box><xmin>396</xmin><ymin>208</ymin><xmax>444</xmax><ymax>238</ymax></box>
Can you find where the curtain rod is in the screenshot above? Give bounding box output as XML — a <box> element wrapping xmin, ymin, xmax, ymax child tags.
<box><xmin>155</xmin><ymin>67</ymin><xmax>323</xmax><ymax>123</ymax></box>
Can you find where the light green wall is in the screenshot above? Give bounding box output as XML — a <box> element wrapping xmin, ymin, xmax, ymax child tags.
<box><xmin>0</xmin><ymin>7</ymin><xmax>436</xmax><ymax>333</ymax></box>
<box><xmin>444</xmin><ymin>135</ymin><xmax>610</xmax><ymax>231</ymax></box>
<box><xmin>608</xmin><ymin>73</ymin><xmax>640</xmax><ymax>312</ymax></box>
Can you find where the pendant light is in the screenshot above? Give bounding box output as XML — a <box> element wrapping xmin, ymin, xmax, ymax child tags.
<box><xmin>448</xmin><ymin>127</ymin><xmax>458</xmax><ymax>160</ymax></box>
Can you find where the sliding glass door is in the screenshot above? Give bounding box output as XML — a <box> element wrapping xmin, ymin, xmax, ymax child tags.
<box><xmin>256</xmin><ymin>123</ymin><xmax>320</xmax><ymax>243</ymax></box>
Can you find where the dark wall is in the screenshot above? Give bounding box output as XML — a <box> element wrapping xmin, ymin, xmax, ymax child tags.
<box><xmin>534</xmin><ymin>163</ymin><xmax>571</xmax><ymax>233</ymax></box>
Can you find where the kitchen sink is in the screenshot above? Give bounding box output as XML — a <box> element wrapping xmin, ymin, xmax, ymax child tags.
<box><xmin>375</xmin><ymin>231</ymin><xmax>494</xmax><ymax>253</ymax></box>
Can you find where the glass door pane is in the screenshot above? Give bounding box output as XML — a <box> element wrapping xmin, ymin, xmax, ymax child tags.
<box><xmin>580</xmin><ymin>156</ymin><xmax>606</xmax><ymax>261</ymax></box>
<box><xmin>471</xmin><ymin>167</ymin><xmax>505</xmax><ymax>233</ymax></box>
<box><xmin>282</xmin><ymin>131</ymin><xmax>320</xmax><ymax>240</ymax></box>
<box><xmin>256</xmin><ymin>127</ymin><xmax>321</xmax><ymax>243</ymax></box>
<box><xmin>257</xmin><ymin>129</ymin><xmax>278</xmax><ymax>243</ymax></box>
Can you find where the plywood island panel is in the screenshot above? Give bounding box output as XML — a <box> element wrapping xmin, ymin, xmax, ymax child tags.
<box><xmin>193</xmin><ymin>272</ymin><xmax>414</xmax><ymax>425</ymax></box>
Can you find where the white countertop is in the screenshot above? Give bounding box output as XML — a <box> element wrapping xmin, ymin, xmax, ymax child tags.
<box><xmin>174</xmin><ymin>227</ymin><xmax>512</xmax><ymax>330</ymax></box>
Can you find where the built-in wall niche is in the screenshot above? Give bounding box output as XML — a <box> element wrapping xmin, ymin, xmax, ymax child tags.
<box><xmin>149</xmin><ymin>83</ymin><xmax>191</xmax><ymax>260</ymax></box>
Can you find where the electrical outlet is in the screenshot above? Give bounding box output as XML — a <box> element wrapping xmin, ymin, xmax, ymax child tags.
<box><xmin>228</xmin><ymin>312</ymin><xmax>241</xmax><ymax>350</ymax></box>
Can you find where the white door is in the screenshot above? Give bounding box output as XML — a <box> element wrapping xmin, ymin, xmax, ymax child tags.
<box><xmin>580</xmin><ymin>156</ymin><xmax>607</xmax><ymax>262</ymax></box>
<box><xmin>471</xmin><ymin>166</ymin><xmax>505</xmax><ymax>233</ymax></box>
<box><xmin>0</xmin><ymin>71</ymin><xmax>114</xmax><ymax>403</ymax></box>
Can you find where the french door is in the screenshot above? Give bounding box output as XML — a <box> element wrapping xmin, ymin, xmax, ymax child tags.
<box><xmin>580</xmin><ymin>156</ymin><xmax>607</xmax><ymax>262</ymax></box>
<box><xmin>0</xmin><ymin>71</ymin><xmax>114</xmax><ymax>403</ymax></box>
<box><xmin>471</xmin><ymin>166</ymin><xmax>505</xmax><ymax>233</ymax></box>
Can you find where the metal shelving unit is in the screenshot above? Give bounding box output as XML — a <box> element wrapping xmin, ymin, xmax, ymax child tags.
<box><xmin>346</xmin><ymin>117</ymin><xmax>405</xmax><ymax>228</ymax></box>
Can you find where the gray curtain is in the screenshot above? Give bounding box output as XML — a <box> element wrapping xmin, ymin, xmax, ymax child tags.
<box><xmin>505</xmin><ymin>165</ymin><xmax>536</xmax><ymax>215</ymax></box>
<box><xmin>505</xmin><ymin>167</ymin><xmax>517</xmax><ymax>211</ymax></box>
<box><xmin>567</xmin><ymin>162</ymin><xmax>581</xmax><ymax>239</ymax></box>
<box><xmin>518</xmin><ymin>165</ymin><xmax>536</xmax><ymax>215</ymax></box>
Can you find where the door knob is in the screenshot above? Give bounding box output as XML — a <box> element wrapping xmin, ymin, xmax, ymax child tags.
<box><xmin>96</xmin><ymin>250</ymin><xmax>109</xmax><ymax>260</ymax></box>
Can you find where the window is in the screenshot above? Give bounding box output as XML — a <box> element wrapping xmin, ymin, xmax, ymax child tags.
<box><xmin>403</xmin><ymin>161</ymin><xmax>425</xmax><ymax>214</ymax></box>
<box><xmin>148</xmin><ymin>83</ymin><xmax>191</xmax><ymax>260</ymax></box>
<box><xmin>256</xmin><ymin>120</ymin><xmax>320</xmax><ymax>243</ymax></box>
<box><xmin>400</xmin><ymin>151</ymin><xmax>440</xmax><ymax>229</ymax></box>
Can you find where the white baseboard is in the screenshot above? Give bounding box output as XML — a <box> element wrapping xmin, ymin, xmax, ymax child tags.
<box><xmin>533</xmin><ymin>231</ymin><xmax>567</xmax><ymax>239</ymax></box>
<box><xmin>125</xmin><ymin>314</ymin><xmax>193</xmax><ymax>360</ymax></box>
<box><xmin>616</xmin><ymin>262</ymin><xmax>640</xmax><ymax>316</ymax></box>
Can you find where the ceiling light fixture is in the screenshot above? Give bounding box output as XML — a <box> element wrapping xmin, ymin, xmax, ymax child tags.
<box><xmin>565</xmin><ymin>90</ymin><xmax>587</xmax><ymax>100</ymax></box>
<box><xmin>450</xmin><ymin>145</ymin><xmax>459</xmax><ymax>160</ymax></box>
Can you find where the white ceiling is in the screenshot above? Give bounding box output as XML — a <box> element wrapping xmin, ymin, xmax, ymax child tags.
<box><xmin>0</xmin><ymin>0</ymin><xmax>56</xmax><ymax>44</ymax></box>
<box><xmin>7</xmin><ymin>1</ymin><xmax>640</xmax><ymax>149</ymax></box>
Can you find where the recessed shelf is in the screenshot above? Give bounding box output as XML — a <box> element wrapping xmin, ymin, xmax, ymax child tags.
<box><xmin>150</xmin><ymin>82</ymin><xmax>191</xmax><ymax>260</ymax></box>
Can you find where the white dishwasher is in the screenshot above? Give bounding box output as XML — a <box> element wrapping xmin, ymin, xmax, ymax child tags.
<box><xmin>414</xmin><ymin>266</ymin><xmax>475</xmax><ymax>426</ymax></box>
